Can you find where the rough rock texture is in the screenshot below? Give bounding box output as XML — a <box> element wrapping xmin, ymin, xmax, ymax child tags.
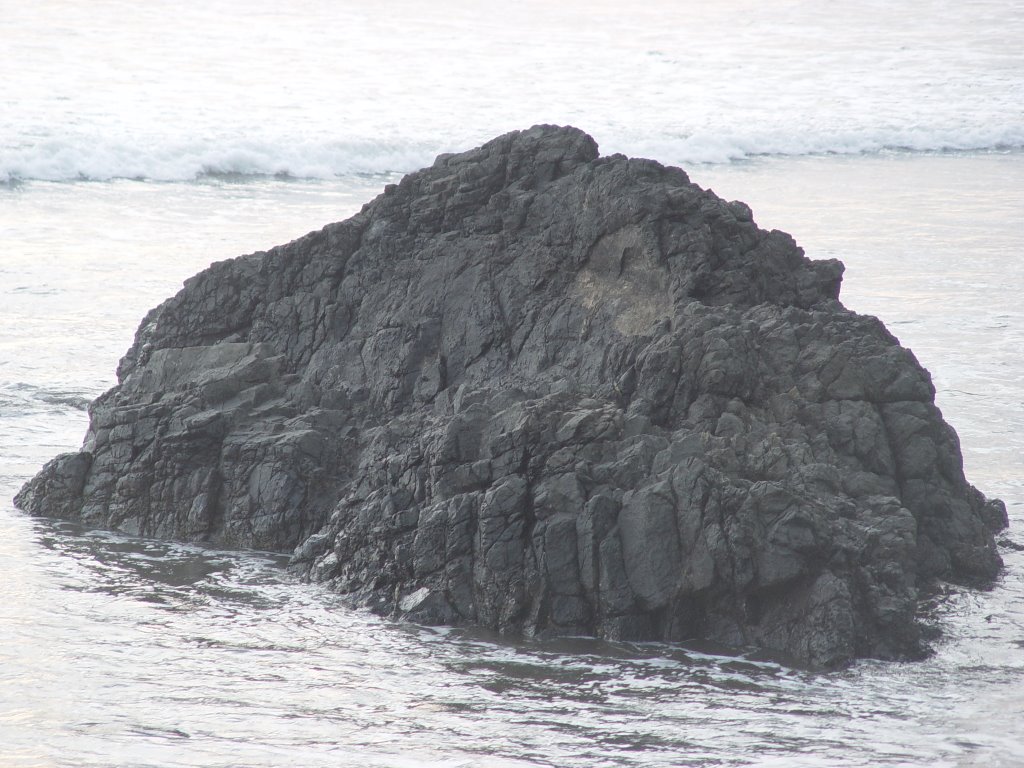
<box><xmin>17</xmin><ymin>125</ymin><xmax>1007</xmax><ymax>667</ymax></box>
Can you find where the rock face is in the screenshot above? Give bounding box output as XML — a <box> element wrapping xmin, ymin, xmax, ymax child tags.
<box><xmin>16</xmin><ymin>125</ymin><xmax>1006</xmax><ymax>667</ymax></box>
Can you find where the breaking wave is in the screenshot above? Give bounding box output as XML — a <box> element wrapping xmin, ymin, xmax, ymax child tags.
<box><xmin>3</xmin><ymin>126</ymin><xmax>1023</xmax><ymax>184</ymax></box>
<box><xmin>0</xmin><ymin>137</ymin><xmax>443</xmax><ymax>184</ymax></box>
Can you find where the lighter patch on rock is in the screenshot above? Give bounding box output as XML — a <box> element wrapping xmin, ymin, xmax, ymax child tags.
<box><xmin>571</xmin><ymin>225</ymin><xmax>671</xmax><ymax>337</ymax></box>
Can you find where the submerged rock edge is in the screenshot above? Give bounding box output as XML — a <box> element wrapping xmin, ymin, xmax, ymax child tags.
<box><xmin>16</xmin><ymin>125</ymin><xmax>1006</xmax><ymax>668</ymax></box>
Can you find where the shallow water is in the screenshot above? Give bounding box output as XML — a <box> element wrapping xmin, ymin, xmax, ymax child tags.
<box><xmin>2</xmin><ymin>511</ymin><xmax>1020</xmax><ymax>768</ymax></box>
<box><xmin>3</xmin><ymin>0</ymin><xmax>1024</xmax><ymax>765</ymax></box>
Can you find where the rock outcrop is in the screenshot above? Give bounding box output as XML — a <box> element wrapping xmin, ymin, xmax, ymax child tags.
<box><xmin>16</xmin><ymin>126</ymin><xmax>1006</xmax><ymax>667</ymax></box>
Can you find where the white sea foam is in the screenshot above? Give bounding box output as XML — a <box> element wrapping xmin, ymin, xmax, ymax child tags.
<box><xmin>0</xmin><ymin>136</ymin><xmax>443</xmax><ymax>183</ymax></box>
<box><xmin>623</xmin><ymin>125</ymin><xmax>1024</xmax><ymax>167</ymax></box>
<box><xmin>4</xmin><ymin>125</ymin><xmax>1023</xmax><ymax>183</ymax></box>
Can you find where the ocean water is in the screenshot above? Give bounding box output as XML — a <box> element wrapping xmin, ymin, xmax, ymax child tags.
<box><xmin>2</xmin><ymin>2</ymin><xmax>1024</xmax><ymax>766</ymax></box>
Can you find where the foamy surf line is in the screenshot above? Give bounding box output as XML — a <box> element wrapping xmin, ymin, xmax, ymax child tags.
<box><xmin>0</xmin><ymin>139</ymin><xmax>444</xmax><ymax>184</ymax></box>
<box><xmin>4</xmin><ymin>128</ymin><xmax>1024</xmax><ymax>182</ymax></box>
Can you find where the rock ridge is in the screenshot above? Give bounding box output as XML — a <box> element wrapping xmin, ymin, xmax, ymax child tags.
<box><xmin>16</xmin><ymin>125</ymin><xmax>1006</xmax><ymax>667</ymax></box>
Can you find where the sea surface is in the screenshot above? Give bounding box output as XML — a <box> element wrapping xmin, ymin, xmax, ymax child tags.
<box><xmin>2</xmin><ymin>2</ymin><xmax>1024</xmax><ymax>766</ymax></box>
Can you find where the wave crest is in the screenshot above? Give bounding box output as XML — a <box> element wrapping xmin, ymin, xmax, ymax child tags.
<box><xmin>0</xmin><ymin>137</ymin><xmax>442</xmax><ymax>183</ymax></box>
<box><xmin>3</xmin><ymin>127</ymin><xmax>1023</xmax><ymax>183</ymax></box>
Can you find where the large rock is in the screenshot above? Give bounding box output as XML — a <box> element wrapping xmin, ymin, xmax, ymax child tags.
<box><xmin>16</xmin><ymin>125</ymin><xmax>1006</xmax><ymax>667</ymax></box>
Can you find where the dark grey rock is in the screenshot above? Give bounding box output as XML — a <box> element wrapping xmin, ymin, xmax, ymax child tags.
<box><xmin>15</xmin><ymin>125</ymin><xmax>1005</xmax><ymax>667</ymax></box>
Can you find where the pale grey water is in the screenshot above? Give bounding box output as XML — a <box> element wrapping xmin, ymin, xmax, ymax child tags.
<box><xmin>4</xmin><ymin>0</ymin><xmax>1023</xmax><ymax>179</ymax></box>
<box><xmin>3</xmin><ymin>0</ymin><xmax>1024</xmax><ymax>764</ymax></box>
<box><xmin>2</xmin><ymin>153</ymin><xmax>1023</xmax><ymax>768</ymax></box>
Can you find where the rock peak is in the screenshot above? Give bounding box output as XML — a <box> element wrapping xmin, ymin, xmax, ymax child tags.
<box><xmin>16</xmin><ymin>127</ymin><xmax>1004</xmax><ymax>668</ymax></box>
<box><xmin>433</xmin><ymin>124</ymin><xmax>600</xmax><ymax>177</ymax></box>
